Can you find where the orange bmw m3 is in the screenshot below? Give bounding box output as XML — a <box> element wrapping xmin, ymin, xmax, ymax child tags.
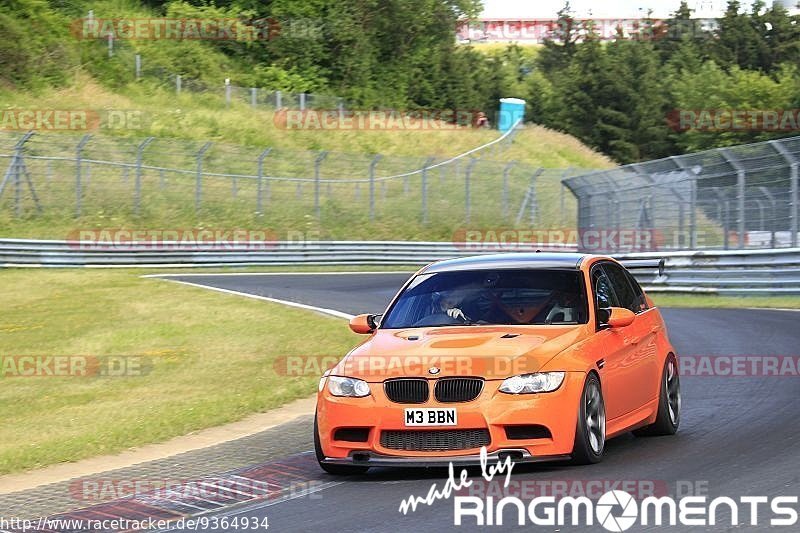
<box><xmin>314</xmin><ymin>253</ymin><xmax>681</xmax><ymax>474</ymax></box>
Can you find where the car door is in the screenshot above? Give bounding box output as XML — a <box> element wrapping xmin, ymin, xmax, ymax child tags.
<box><xmin>590</xmin><ymin>264</ymin><xmax>636</xmax><ymax>421</ymax></box>
<box><xmin>602</xmin><ymin>262</ymin><xmax>659</xmax><ymax>412</ymax></box>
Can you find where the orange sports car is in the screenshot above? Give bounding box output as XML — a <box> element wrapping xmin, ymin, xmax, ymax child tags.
<box><xmin>314</xmin><ymin>253</ymin><xmax>681</xmax><ymax>474</ymax></box>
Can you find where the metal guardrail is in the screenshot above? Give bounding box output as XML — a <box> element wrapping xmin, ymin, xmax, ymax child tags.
<box><xmin>1</xmin><ymin>240</ymin><xmax>798</xmax><ymax>295</ymax></box>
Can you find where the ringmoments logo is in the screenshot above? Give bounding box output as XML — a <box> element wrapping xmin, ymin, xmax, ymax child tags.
<box><xmin>397</xmin><ymin>451</ymin><xmax>799</xmax><ymax>530</ymax></box>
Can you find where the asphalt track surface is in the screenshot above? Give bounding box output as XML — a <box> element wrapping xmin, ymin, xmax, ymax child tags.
<box><xmin>160</xmin><ymin>273</ymin><xmax>800</xmax><ymax>532</ymax></box>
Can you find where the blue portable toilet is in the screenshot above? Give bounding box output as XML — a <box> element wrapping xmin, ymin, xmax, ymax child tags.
<box><xmin>498</xmin><ymin>98</ymin><xmax>526</xmax><ymax>133</ymax></box>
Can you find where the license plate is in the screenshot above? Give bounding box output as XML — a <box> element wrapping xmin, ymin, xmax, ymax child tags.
<box><xmin>404</xmin><ymin>408</ymin><xmax>457</xmax><ymax>426</ymax></box>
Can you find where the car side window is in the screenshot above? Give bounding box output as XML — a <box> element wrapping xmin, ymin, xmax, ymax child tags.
<box><xmin>602</xmin><ymin>263</ymin><xmax>640</xmax><ymax>313</ymax></box>
<box><xmin>624</xmin><ymin>270</ymin><xmax>649</xmax><ymax>313</ymax></box>
<box><xmin>592</xmin><ymin>267</ymin><xmax>619</xmax><ymax>310</ymax></box>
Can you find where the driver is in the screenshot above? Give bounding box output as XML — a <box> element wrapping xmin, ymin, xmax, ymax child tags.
<box><xmin>438</xmin><ymin>290</ymin><xmax>470</xmax><ymax>321</ymax></box>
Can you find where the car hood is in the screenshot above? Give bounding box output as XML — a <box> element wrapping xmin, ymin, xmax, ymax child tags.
<box><xmin>331</xmin><ymin>325</ymin><xmax>588</xmax><ymax>381</ymax></box>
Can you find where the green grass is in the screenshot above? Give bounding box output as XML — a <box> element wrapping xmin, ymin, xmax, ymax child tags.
<box><xmin>0</xmin><ymin>75</ymin><xmax>614</xmax><ymax>241</ymax></box>
<box><xmin>0</xmin><ymin>269</ymin><xmax>358</xmax><ymax>475</ymax></box>
<box><xmin>651</xmin><ymin>294</ymin><xmax>800</xmax><ymax>310</ymax></box>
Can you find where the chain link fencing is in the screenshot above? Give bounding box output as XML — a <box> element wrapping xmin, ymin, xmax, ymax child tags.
<box><xmin>564</xmin><ymin>136</ymin><xmax>800</xmax><ymax>253</ymax></box>
<box><xmin>0</xmin><ymin>128</ymin><xmax>589</xmax><ymax>241</ymax></box>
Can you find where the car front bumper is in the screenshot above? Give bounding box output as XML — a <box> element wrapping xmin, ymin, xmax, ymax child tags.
<box><xmin>316</xmin><ymin>371</ymin><xmax>586</xmax><ymax>465</ymax></box>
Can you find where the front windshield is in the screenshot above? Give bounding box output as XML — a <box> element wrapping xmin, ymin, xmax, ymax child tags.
<box><xmin>381</xmin><ymin>269</ymin><xmax>588</xmax><ymax>328</ymax></box>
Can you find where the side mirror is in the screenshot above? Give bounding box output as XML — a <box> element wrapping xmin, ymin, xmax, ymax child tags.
<box><xmin>606</xmin><ymin>307</ymin><xmax>636</xmax><ymax>328</ymax></box>
<box><xmin>349</xmin><ymin>314</ymin><xmax>377</xmax><ymax>334</ymax></box>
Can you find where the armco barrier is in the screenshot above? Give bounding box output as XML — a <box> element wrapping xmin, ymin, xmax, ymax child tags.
<box><xmin>1</xmin><ymin>239</ymin><xmax>798</xmax><ymax>295</ymax></box>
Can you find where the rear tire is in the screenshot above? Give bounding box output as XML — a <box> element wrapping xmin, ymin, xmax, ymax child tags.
<box><xmin>571</xmin><ymin>372</ymin><xmax>606</xmax><ymax>465</ymax></box>
<box><xmin>634</xmin><ymin>354</ymin><xmax>681</xmax><ymax>437</ymax></box>
<box><xmin>314</xmin><ymin>414</ymin><xmax>369</xmax><ymax>475</ymax></box>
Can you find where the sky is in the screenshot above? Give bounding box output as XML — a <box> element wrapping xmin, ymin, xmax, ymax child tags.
<box><xmin>479</xmin><ymin>0</ymin><xmax>764</xmax><ymax>19</ymax></box>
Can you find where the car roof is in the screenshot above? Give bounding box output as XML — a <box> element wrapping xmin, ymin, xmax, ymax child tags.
<box><xmin>421</xmin><ymin>252</ymin><xmax>594</xmax><ymax>273</ymax></box>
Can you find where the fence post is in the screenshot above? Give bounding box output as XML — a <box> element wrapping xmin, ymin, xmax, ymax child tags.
<box><xmin>134</xmin><ymin>137</ymin><xmax>154</xmax><ymax>216</ymax></box>
<box><xmin>721</xmin><ymin>149</ymin><xmax>746</xmax><ymax>249</ymax></box>
<box><xmin>75</xmin><ymin>134</ymin><xmax>92</xmax><ymax>217</ymax></box>
<box><xmin>275</xmin><ymin>90</ymin><xmax>282</xmax><ymax>109</ymax></box>
<box><xmin>256</xmin><ymin>148</ymin><xmax>272</xmax><ymax>217</ymax></box>
<box><xmin>225</xmin><ymin>79</ymin><xmax>231</xmax><ymax>106</ymax></box>
<box><xmin>669</xmin><ymin>156</ymin><xmax>699</xmax><ymax>249</ymax></box>
<box><xmin>502</xmin><ymin>161</ymin><xmax>515</xmax><ymax>220</ymax></box>
<box><xmin>250</xmin><ymin>88</ymin><xmax>257</xmax><ymax>108</ymax></box>
<box><xmin>421</xmin><ymin>157</ymin><xmax>435</xmax><ymax>225</ymax></box>
<box><xmin>0</xmin><ymin>131</ymin><xmax>36</xmax><ymax>217</ymax></box>
<box><xmin>300</xmin><ymin>93</ymin><xmax>306</xmax><ymax>111</ymax></box>
<box><xmin>793</xmin><ymin>164</ymin><xmax>799</xmax><ymax>248</ymax></box>
<box><xmin>195</xmin><ymin>142</ymin><xmax>212</xmax><ymax>212</ymax></box>
<box><xmin>135</xmin><ymin>54</ymin><xmax>141</xmax><ymax>80</ymax></box>
<box><xmin>107</xmin><ymin>31</ymin><xmax>113</xmax><ymax>58</ymax></box>
<box><xmin>176</xmin><ymin>75</ymin><xmax>182</xmax><ymax>94</ymax></box>
<box><xmin>314</xmin><ymin>151</ymin><xmax>328</xmax><ymax>219</ymax></box>
<box><xmin>464</xmin><ymin>158</ymin><xmax>478</xmax><ymax>224</ymax></box>
<box><xmin>529</xmin><ymin>168</ymin><xmax>542</xmax><ymax>227</ymax></box>
<box><xmin>369</xmin><ymin>155</ymin><xmax>381</xmax><ymax>220</ymax></box>
<box><xmin>769</xmin><ymin>140</ymin><xmax>799</xmax><ymax>248</ymax></box>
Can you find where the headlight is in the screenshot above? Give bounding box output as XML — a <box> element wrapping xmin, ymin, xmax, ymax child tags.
<box><xmin>499</xmin><ymin>372</ymin><xmax>565</xmax><ymax>394</ymax></box>
<box><xmin>327</xmin><ymin>376</ymin><xmax>371</xmax><ymax>397</ymax></box>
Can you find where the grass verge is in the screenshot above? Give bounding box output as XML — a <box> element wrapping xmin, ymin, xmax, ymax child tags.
<box><xmin>651</xmin><ymin>294</ymin><xmax>800</xmax><ymax>310</ymax></box>
<box><xmin>0</xmin><ymin>269</ymin><xmax>356</xmax><ymax>475</ymax></box>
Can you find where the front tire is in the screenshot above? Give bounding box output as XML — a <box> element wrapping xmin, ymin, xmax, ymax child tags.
<box><xmin>314</xmin><ymin>414</ymin><xmax>369</xmax><ymax>475</ymax></box>
<box><xmin>634</xmin><ymin>354</ymin><xmax>681</xmax><ymax>436</ymax></box>
<box><xmin>571</xmin><ymin>372</ymin><xmax>606</xmax><ymax>465</ymax></box>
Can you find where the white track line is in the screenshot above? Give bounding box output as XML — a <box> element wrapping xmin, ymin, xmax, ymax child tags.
<box><xmin>149</xmin><ymin>277</ymin><xmax>354</xmax><ymax>320</ymax></box>
<box><xmin>142</xmin><ymin>271</ymin><xmax>412</xmax><ymax>278</ymax></box>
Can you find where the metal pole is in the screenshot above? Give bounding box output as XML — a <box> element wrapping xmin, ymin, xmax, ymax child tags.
<box><xmin>256</xmin><ymin>148</ymin><xmax>272</xmax><ymax>216</ymax></box>
<box><xmin>300</xmin><ymin>93</ymin><xmax>306</xmax><ymax>111</ymax></box>
<box><xmin>135</xmin><ymin>54</ymin><xmax>141</xmax><ymax>80</ymax></box>
<box><xmin>421</xmin><ymin>157</ymin><xmax>435</xmax><ymax>225</ymax></box>
<box><xmin>176</xmin><ymin>75</ymin><xmax>182</xmax><ymax>94</ymax></box>
<box><xmin>250</xmin><ymin>88</ymin><xmax>257</xmax><ymax>108</ymax></box>
<box><xmin>13</xmin><ymin>148</ymin><xmax>21</xmax><ymax>217</ymax></box>
<box><xmin>721</xmin><ymin>149</ymin><xmax>746</xmax><ymax>249</ymax></box>
<box><xmin>107</xmin><ymin>32</ymin><xmax>113</xmax><ymax>58</ymax></box>
<box><xmin>502</xmin><ymin>161</ymin><xmax>515</xmax><ymax>220</ymax></box>
<box><xmin>669</xmin><ymin>156</ymin><xmax>701</xmax><ymax>249</ymax></box>
<box><xmin>769</xmin><ymin>140</ymin><xmax>799</xmax><ymax>248</ymax></box>
<box><xmin>225</xmin><ymin>79</ymin><xmax>231</xmax><ymax>106</ymax></box>
<box><xmin>0</xmin><ymin>130</ymin><xmax>34</xmax><ymax>217</ymax></box>
<box><xmin>465</xmin><ymin>158</ymin><xmax>478</xmax><ymax>224</ymax></box>
<box><xmin>195</xmin><ymin>142</ymin><xmax>212</xmax><ymax>212</ymax></box>
<box><xmin>369</xmin><ymin>155</ymin><xmax>381</xmax><ymax>220</ymax></box>
<box><xmin>793</xmin><ymin>164</ymin><xmax>799</xmax><ymax>248</ymax></box>
<box><xmin>690</xmin><ymin>179</ymin><xmax>697</xmax><ymax>249</ymax></box>
<box><xmin>314</xmin><ymin>151</ymin><xmax>328</xmax><ymax>219</ymax></box>
<box><xmin>134</xmin><ymin>137</ymin><xmax>154</xmax><ymax>216</ymax></box>
<box><xmin>529</xmin><ymin>168</ymin><xmax>543</xmax><ymax>227</ymax></box>
<box><xmin>75</xmin><ymin>134</ymin><xmax>91</xmax><ymax>217</ymax></box>
<box><xmin>275</xmin><ymin>90</ymin><xmax>282</xmax><ymax>109</ymax></box>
